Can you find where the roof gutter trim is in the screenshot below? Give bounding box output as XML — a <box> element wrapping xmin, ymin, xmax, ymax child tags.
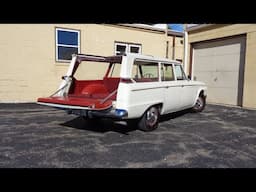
<box><xmin>116</xmin><ymin>24</ymin><xmax>184</xmax><ymax>36</ymax></box>
<box><xmin>186</xmin><ymin>24</ymin><xmax>215</xmax><ymax>32</ymax></box>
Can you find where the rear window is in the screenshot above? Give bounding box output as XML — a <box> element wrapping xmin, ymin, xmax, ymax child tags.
<box><xmin>74</xmin><ymin>61</ymin><xmax>109</xmax><ymax>80</ymax></box>
<box><xmin>132</xmin><ymin>60</ymin><xmax>159</xmax><ymax>82</ymax></box>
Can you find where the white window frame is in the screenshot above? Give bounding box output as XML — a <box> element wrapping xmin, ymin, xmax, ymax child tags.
<box><xmin>114</xmin><ymin>42</ymin><xmax>128</xmax><ymax>55</ymax></box>
<box><xmin>128</xmin><ymin>44</ymin><xmax>142</xmax><ymax>54</ymax></box>
<box><xmin>56</xmin><ymin>27</ymin><xmax>80</xmax><ymax>62</ymax></box>
<box><xmin>114</xmin><ymin>42</ymin><xmax>142</xmax><ymax>55</ymax></box>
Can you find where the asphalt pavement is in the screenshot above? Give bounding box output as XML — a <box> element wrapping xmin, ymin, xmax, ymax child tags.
<box><xmin>0</xmin><ymin>103</ymin><xmax>255</xmax><ymax>168</ymax></box>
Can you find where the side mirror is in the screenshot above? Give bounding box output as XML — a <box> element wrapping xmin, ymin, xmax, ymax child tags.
<box><xmin>187</xmin><ymin>75</ymin><xmax>191</xmax><ymax>80</ymax></box>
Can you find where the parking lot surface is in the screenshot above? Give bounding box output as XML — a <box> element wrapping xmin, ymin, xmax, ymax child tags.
<box><xmin>0</xmin><ymin>103</ymin><xmax>256</xmax><ymax>168</ymax></box>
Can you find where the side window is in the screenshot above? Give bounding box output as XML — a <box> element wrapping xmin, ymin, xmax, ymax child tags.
<box><xmin>132</xmin><ymin>60</ymin><xmax>159</xmax><ymax>82</ymax></box>
<box><xmin>174</xmin><ymin>65</ymin><xmax>187</xmax><ymax>80</ymax></box>
<box><xmin>56</xmin><ymin>28</ymin><xmax>80</xmax><ymax>62</ymax></box>
<box><xmin>161</xmin><ymin>63</ymin><xmax>174</xmax><ymax>81</ymax></box>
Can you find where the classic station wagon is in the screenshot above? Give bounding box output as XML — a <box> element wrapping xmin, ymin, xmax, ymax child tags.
<box><xmin>37</xmin><ymin>53</ymin><xmax>207</xmax><ymax>131</ymax></box>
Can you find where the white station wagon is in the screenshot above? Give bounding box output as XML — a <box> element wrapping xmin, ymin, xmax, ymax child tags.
<box><xmin>38</xmin><ymin>53</ymin><xmax>207</xmax><ymax>131</ymax></box>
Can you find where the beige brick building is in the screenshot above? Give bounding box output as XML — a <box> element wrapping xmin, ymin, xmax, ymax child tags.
<box><xmin>0</xmin><ymin>24</ymin><xmax>184</xmax><ymax>102</ymax></box>
<box><xmin>185</xmin><ymin>24</ymin><xmax>256</xmax><ymax>109</ymax></box>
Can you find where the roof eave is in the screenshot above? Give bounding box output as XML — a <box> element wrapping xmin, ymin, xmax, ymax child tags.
<box><xmin>168</xmin><ymin>30</ymin><xmax>184</xmax><ymax>37</ymax></box>
<box><xmin>116</xmin><ymin>24</ymin><xmax>184</xmax><ymax>36</ymax></box>
<box><xmin>186</xmin><ymin>24</ymin><xmax>215</xmax><ymax>32</ymax></box>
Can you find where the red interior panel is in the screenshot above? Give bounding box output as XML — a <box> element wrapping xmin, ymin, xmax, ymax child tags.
<box><xmin>81</xmin><ymin>84</ymin><xmax>109</xmax><ymax>96</ymax></box>
<box><xmin>103</xmin><ymin>77</ymin><xmax>120</xmax><ymax>92</ymax></box>
<box><xmin>69</xmin><ymin>79</ymin><xmax>103</xmax><ymax>95</ymax></box>
<box><xmin>38</xmin><ymin>77</ymin><xmax>120</xmax><ymax>110</ymax></box>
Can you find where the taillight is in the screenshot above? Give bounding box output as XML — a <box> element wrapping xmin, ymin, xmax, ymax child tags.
<box><xmin>120</xmin><ymin>78</ymin><xmax>133</xmax><ymax>83</ymax></box>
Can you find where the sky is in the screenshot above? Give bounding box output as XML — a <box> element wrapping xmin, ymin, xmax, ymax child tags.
<box><xmin>151</xmin><ymin>24</ymin><xmax>199</xmax><ymax>32</ymax></box>
<box><xmin>168</xmin><ymin>24</ymin><xmax>184</xmax><ymax>32</ymax></box>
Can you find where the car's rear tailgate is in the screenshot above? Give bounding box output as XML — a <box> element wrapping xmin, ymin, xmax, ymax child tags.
<box><xmin>37</xmin><ymin>95</ymin><xmax>113</xmax><ymax>110</ymax></box>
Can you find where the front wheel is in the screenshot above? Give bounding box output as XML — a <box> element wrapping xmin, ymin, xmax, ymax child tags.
<box><xmin>138</xmin><ymin>106</ymin><xmax>160</xmax><ymax>132</ymax></box>
<box><xmin>191</xmin><ymin>95</ymin><xmax>206</xmax><ymax>113</ymax></box>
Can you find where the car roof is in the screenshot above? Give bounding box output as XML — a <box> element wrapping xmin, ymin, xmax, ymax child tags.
<box><xmin>75</xmin><ymin>53</ymin><xmax>182</xmax><ymax>65</ymax></box>
<box><xmin>124</xmin><ymin>53</ymin><xmax>182</xmax><ymax>64</ymax></box>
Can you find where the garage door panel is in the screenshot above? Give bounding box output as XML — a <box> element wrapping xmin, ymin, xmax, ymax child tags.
<box><xmin>198</xmin><ymin>71</ymin><xmax>239</xmax><ymax>90</ymax></box>
<box><xmin>193</xmin><ymin>56</ymin><xmax>215</xmax><ymax>72</ymax></box>
<box><xmin>193</xmin><ymin>35</ymin><xmax>245</xmax><ymax>106</ymax></box>
<box><xmin>214</xmin><ymin>54</ymin><xmax>241</xmax><ymax>72</ymax></box>
<box><xmin>214</xmin><ymin>71</ymin><xmax>239</xmax><ymax>88</ymax></box>
<box><xmin>213</xmin><ymin>43</ymin><xmax>242</xmax><ymax>55</ymax></box>
<box><xmin>195</xmin><ymin>54</ymin><xmax>241</xmax><ymax>73</ymax></box>
<box><xmin>194</xmin><ymin>71</ymin><xmax>214</xmax><ymax>86</ymax></box>
<box><xmin>194</xmin><ymin>47</ymin><xmax>215</xmax><ymax>57</ymax></box>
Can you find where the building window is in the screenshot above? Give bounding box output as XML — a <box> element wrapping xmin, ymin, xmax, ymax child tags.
<box><xmin>129</xmin><ymin>44</ymin><xmax>141</xmax><ymax>53</ymax></box>
<box><xmin>56</xmin><ymin>28</ymin><xmax>80</xmax><ymax>62</ymax></box>
<box><xmin>115</xmin><ymin>42</ymin><xmax>141</xmax><ymax>55</ymax></box>
<box><xmin>115</xmin><ymin>43</ymin><xmax>128</xmax><ymax>55</ymax></box>
<box><xmin>180</xmin><ymin>40</ymin><xmax>183</xmax><ymax>44</ymax></box>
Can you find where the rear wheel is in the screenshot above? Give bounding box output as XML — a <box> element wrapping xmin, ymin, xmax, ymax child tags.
<box><xmin>138</xmin><ymin>106</ymin><xmax>160</xmax><ymax>132</ymax></box>
<box><xmin>191</xmin><ymin>95</ymin><xmax>206</xmax><ymax>113</ymax></box>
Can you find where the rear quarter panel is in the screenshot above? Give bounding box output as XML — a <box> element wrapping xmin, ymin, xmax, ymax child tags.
<box><xmin>116</xmin><ymin>82</ymin><xmax>164</xmax><ymax>119</ymax></box>
<box><xmin>192</xmin><ymin>81</ymin><xmax>207</xmax><ymax>106</ymax></box>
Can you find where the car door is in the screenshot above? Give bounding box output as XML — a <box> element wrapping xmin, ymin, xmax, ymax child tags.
<box><xmin>174</xmin><ymin>64</ymin><xmax>197</xmax><ymax>108</ymax></box>
<box><xmin>161</xmin><ymin>63</ymin><xmax>182</xmax><ymax>113</ymax></box>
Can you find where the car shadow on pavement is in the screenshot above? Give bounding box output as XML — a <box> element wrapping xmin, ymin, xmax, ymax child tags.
<box><xmin>159</xmin><ymin>108</ymin><xmax>192</xmax><ymax>122</ymax></box>
<box><xmin>60</xmin><ymin>109</ymin><xmax>191</xmax><ymax>134</ymax></box>
<box><xmin>60</xmin><ymin>116</ymin><xmax>137</xmax><ymax>135</ymax></box>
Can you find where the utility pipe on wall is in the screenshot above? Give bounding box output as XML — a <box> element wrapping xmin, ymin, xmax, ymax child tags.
<box><xmin>165</xmin><ymin>24</ymin><xmax>169</xmax><ymax>58</ymax></box>
<box><xmin>183</xmin><ymin>24</ymin><xmax>188</xmax><ymax>74</ymax></box>
<box><xmin>172</xmin><ymin>36</ymin><xmax>175</xmax><ymax>60</ymax></box>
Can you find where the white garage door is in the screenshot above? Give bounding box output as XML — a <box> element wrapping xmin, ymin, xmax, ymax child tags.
<box><xmin>193</xmin><ymin>36</ymin><xmax>246</xmax><ymax>106</ymax></box>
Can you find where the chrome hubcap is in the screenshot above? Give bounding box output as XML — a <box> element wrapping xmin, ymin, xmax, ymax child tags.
<box><xmin>195</xmin><ymin>97</ymin><xmax>203</xmax><ymax>110</ymax></box>
<box><xmin>146</xmin><ymin>108</ymin><xmax>158</xmax><ymax>126</ymax></box>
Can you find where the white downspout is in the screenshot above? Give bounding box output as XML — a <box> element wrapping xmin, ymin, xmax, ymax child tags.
<box><xmin>183</xmin><ymin>24</ymin><xmax>188</xmax><ymax>74</ymax></box>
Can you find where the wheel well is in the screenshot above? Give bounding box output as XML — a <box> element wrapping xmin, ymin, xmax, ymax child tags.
<box><xmin>153</xmin><ymin>103</ymin><xmax>163</xmax><ymax>113</ymax></box>
<box><xmin>143</xmin><ymin>103</ymin><xmax>163</xmax><ymax>116</ymax></box>
<box><xmin>199</xmin><ymin>90</ymin><xmax>206</xmax><ymax>98</ymax></box>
